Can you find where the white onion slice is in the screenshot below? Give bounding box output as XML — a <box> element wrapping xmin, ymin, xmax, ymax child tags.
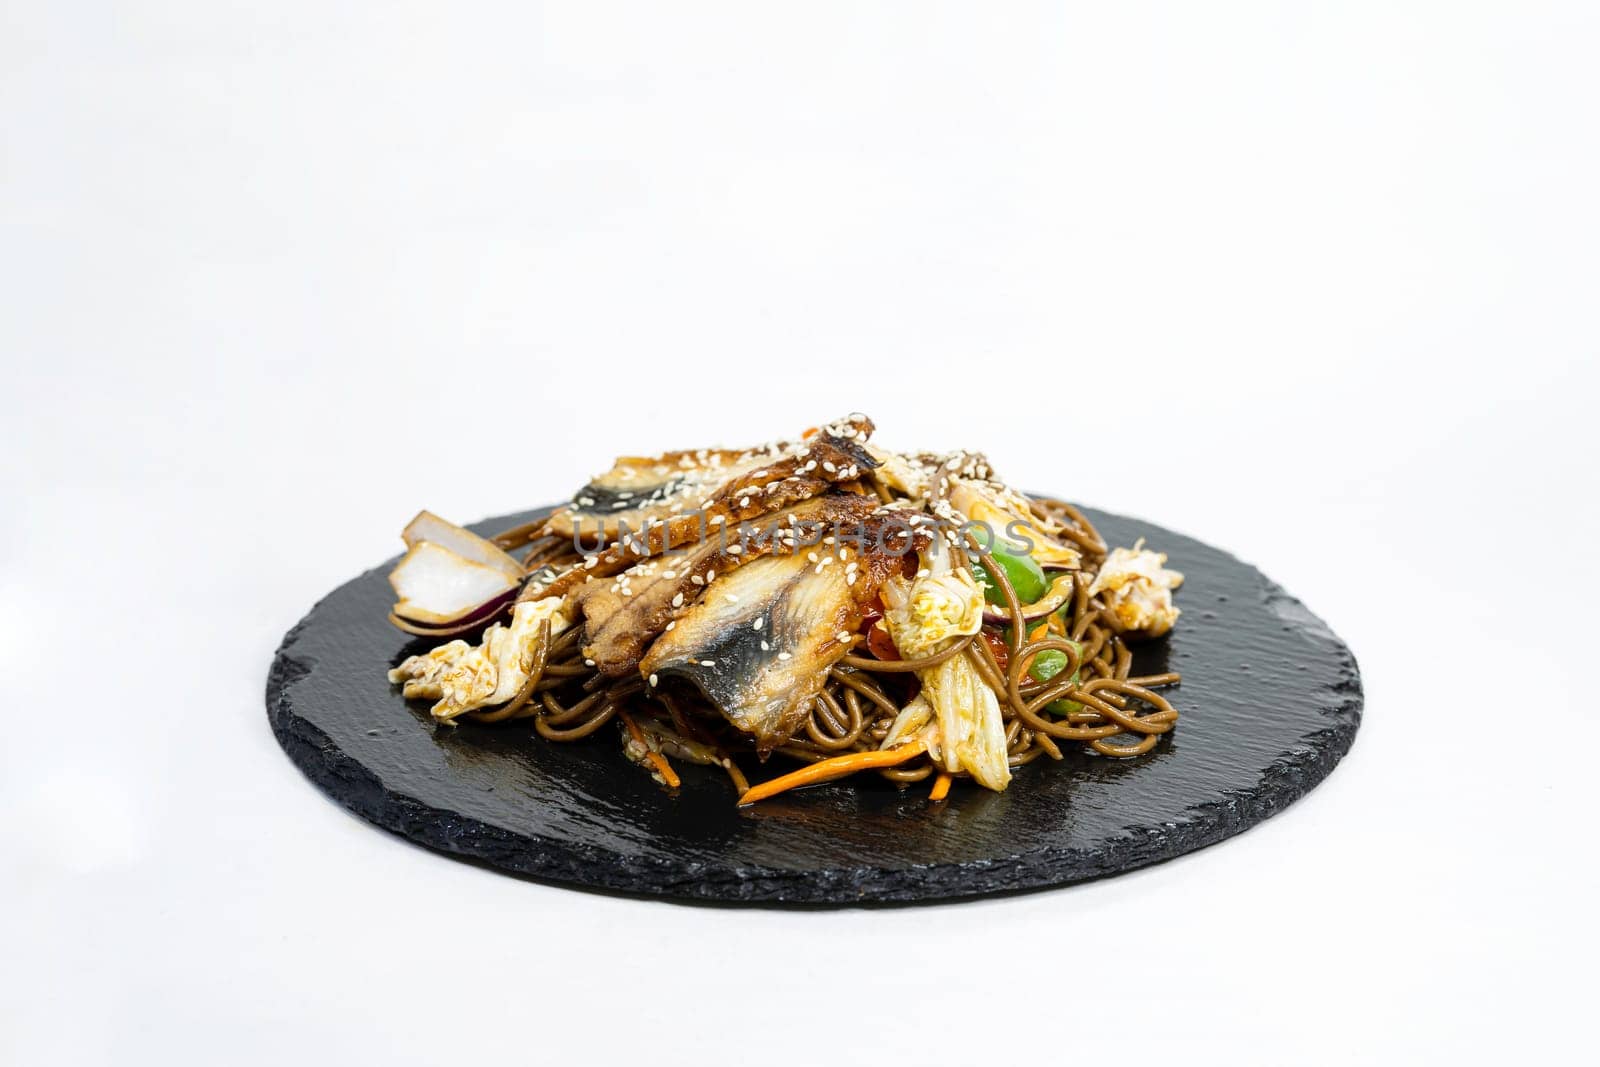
<box><xmin>402</xmin><ymin>510</ymin><xmax>524</xmax><ymax>582</ymax></box>
<box><xmin>389</xmin><ymin>541</ymin><xmax>519</xmax><ymax>624</ymax></box>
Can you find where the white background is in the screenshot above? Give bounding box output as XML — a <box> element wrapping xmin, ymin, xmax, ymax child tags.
<box><xmin>4</xmin><ymin>3</ymin><xmax>1596</xmax><ymax>1064</ymax></box>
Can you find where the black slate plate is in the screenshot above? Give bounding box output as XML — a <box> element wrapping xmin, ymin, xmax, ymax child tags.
<box><xmin>268</xmin><ymin>506</ymin><xmax>1361</xmax><ymax>906</ymax></box>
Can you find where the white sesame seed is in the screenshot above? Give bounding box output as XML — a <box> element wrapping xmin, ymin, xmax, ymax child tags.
<box><xmin>725</xmin><ymin>593</ymin><xmax>738</xmax><ymax>603</ymax></box>
<box><xmin>753</xmin><ymin>617</ymin><xmax>764</xmax><ymax>630</ymax></box>
<box><xmin>671</xmin><ymin>593</ymin><xmax>684</xmax><ymax>607</ymax></box>
<box><xmin>666</xmin><ymin>621</ymin><xmax>676</xmax><ymax>631</ymax></box>
<box><xmin>778</xmin><ymin>652</ymin><xmax>792</xmax><ymax>661</ymax></box>
<box><xmin>649</xmin><ymin>673</ymin><xmax>658</xmax><ymax>687</ymax></box>
<box><xmin>761</xmin><ymin>640</ymin><xmax>770</xmax><ymax>651</ymax></box>
<box><xmin>691</xmin><ymin>575</ymin><xmax>704</xmax><ymax>585</ymax></box>
<box><xmin>837</xmin><ymin>631</ymin><xmax>852</xmax><ymax>642</ymax></box>
<box><xmin>584</xmin><ymin>658</ymin><xmax>596</xmax><ymax>667</ymax></box>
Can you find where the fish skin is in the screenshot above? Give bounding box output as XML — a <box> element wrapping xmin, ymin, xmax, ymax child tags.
<box><xmin>524</xmin><ymin>420</ymin><xmax>880</xmax><ymax>603</ymax></box>
<box><xmin>544</xmin><ymin>414</ymin><xmax>875</xmax><ymax>542</ymax></box>
<box><xmin>636</xmin><ymin>507</ymin><xmax>924</xmax><ymax>752</ymax></box>
<box><xmin>638</xmin><ymin>552</ymin><xmax>854</xmax><ymax>752</ymax></box>
<box><xmin>545</xmin><ymin>448</ymin><xmax>758</xmax><ymax>541</ymax></box>
<box><xmin>576</xmin><ymin>493</ymin><xmax>879</xmax><ymax>677</ymax></box>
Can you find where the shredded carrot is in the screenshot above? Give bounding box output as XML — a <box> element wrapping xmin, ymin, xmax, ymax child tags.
<box><xmin>619</xmin><ymin>709</ymin><xmax>680</xmax><ymax>789</ymax></box>
<box><xmin>801</xmin><ymin>426</ymin><xmax>819</xmax><ymax>439</ymax></box>
<box><xmin>738</xmin><ymin>742</ymin><xmax>927</xmax><ymax>805</ymax></box>
<box><xmin>928</xmin><ymin>772</ymin><xmax>952</xmax><ymax>802</ymax></box>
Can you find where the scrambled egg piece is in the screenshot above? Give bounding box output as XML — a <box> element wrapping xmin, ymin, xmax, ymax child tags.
<box><xmin>1090</xmin><ymin>541</ymin><xmax>1184</xmax><ymax>637</ymax></box>
<box><xmin>388</xmin><ymin>596</ymin><xmax>572</xmax><ymax>721</ymax></box>
<box><xmin>880</xmin><ymin>548</ymin><xmax>1011</xmax><ymax>791</ymax></box>
<box><xmin>947</xmin><ymin>479</ymin><xmax>1079</xmax><ymax>570</ymax></box>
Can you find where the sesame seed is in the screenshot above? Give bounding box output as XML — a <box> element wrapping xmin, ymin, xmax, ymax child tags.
<box><xmin>753</xmin><ymin>618</ymin><xmax>764</xmax><ymax>630</ymax></box>
<box><xmin>837</xmin><ymin>631</ymin><xmax>852</xmax><ymax>642</ymax></box>
<box><xmin>666</xmin><ymin>621</ymin><xmax>676</xmax><ymax>631</ymax></box>
<box><xmin>778</xmin><ymin>652</ymin><xmax>792</xmax><ymax>661</ymax></box>
<box><xmin>725</xmin><ymin>593</ymin><xmax>738</xmax><ymax>603</ymax></box>
<box><xmin>671</xmin><ymin>593</ymin><xmax>684</xmax><ymax>607</ymax></box>
<box><xmin>649</xmin><ymin>673</ymin><xmax>658</xmax><ymax>687</ymax></box>
<box><xmin>761</xmin><ymin>640</ymin><xmax>770</xmax><ymax>651</ymax></box>
<box><xmin>691</xmin><ymin>575</ymin><xmax>705</xmax><ymax>585</ymax></box>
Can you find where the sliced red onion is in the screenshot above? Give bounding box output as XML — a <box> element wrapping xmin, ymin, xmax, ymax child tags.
<box><xmin>981</xmin><ymin>575</ymin><xmax>1075</xmax><ymax>626</ymax></box>
<box><xmin>389</xmin><ymin>539</ymin><xmax>521</xmax><ymax>625</ymax></box>
<box><xmin>387</xmin><ymin>588</ymin><xmax>516</xmax><ymax>637</ymax></box>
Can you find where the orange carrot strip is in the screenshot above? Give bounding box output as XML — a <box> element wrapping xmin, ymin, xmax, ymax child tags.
<box><xmin>928</xmin><ymin>772</ymin><xmax>952</xmax><ymax>802</ymax></box>
<box><xmin>619</xmin><ymin>710</ymin><xmax>681</xmax><ymax>789</ymax></box>
<box><xmin>738</xmin><ymin>742</ymin><xmax>926</xmax><ymax>806</ymax></box>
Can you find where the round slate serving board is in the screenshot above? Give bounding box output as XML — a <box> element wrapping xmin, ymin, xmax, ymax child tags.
<box><xmin>267</xmin><ymin>506</ymin><xmax>1361</xmax><ymax>906</ymax></box>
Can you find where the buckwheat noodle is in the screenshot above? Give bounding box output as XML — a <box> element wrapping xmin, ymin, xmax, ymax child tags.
<box><xmin>440</xmin><ymin>495</ymin><xmax>1181</xmax><ymax>797</ymax></box>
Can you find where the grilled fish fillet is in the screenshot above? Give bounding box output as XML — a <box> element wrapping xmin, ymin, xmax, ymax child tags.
<box><xmin>576</xmin><ymin>493</ymin><xmax>879</xmax><ymax>676</ymax></box>
<box><xmin>526</xmin><ymin>418</ymin><xmax>879</xmax><ymax>602</ymax></box>
<box><xmin>637</xmin><ymin>508</ymin><xmax>921</xmax><ymax>752</ymax></box>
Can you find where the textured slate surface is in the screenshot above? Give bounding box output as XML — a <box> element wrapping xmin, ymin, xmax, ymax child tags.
<box><xmin>267</xmin><ymin>506</ymin><xmax>1362</xmax><ymax>906</ymax></box>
